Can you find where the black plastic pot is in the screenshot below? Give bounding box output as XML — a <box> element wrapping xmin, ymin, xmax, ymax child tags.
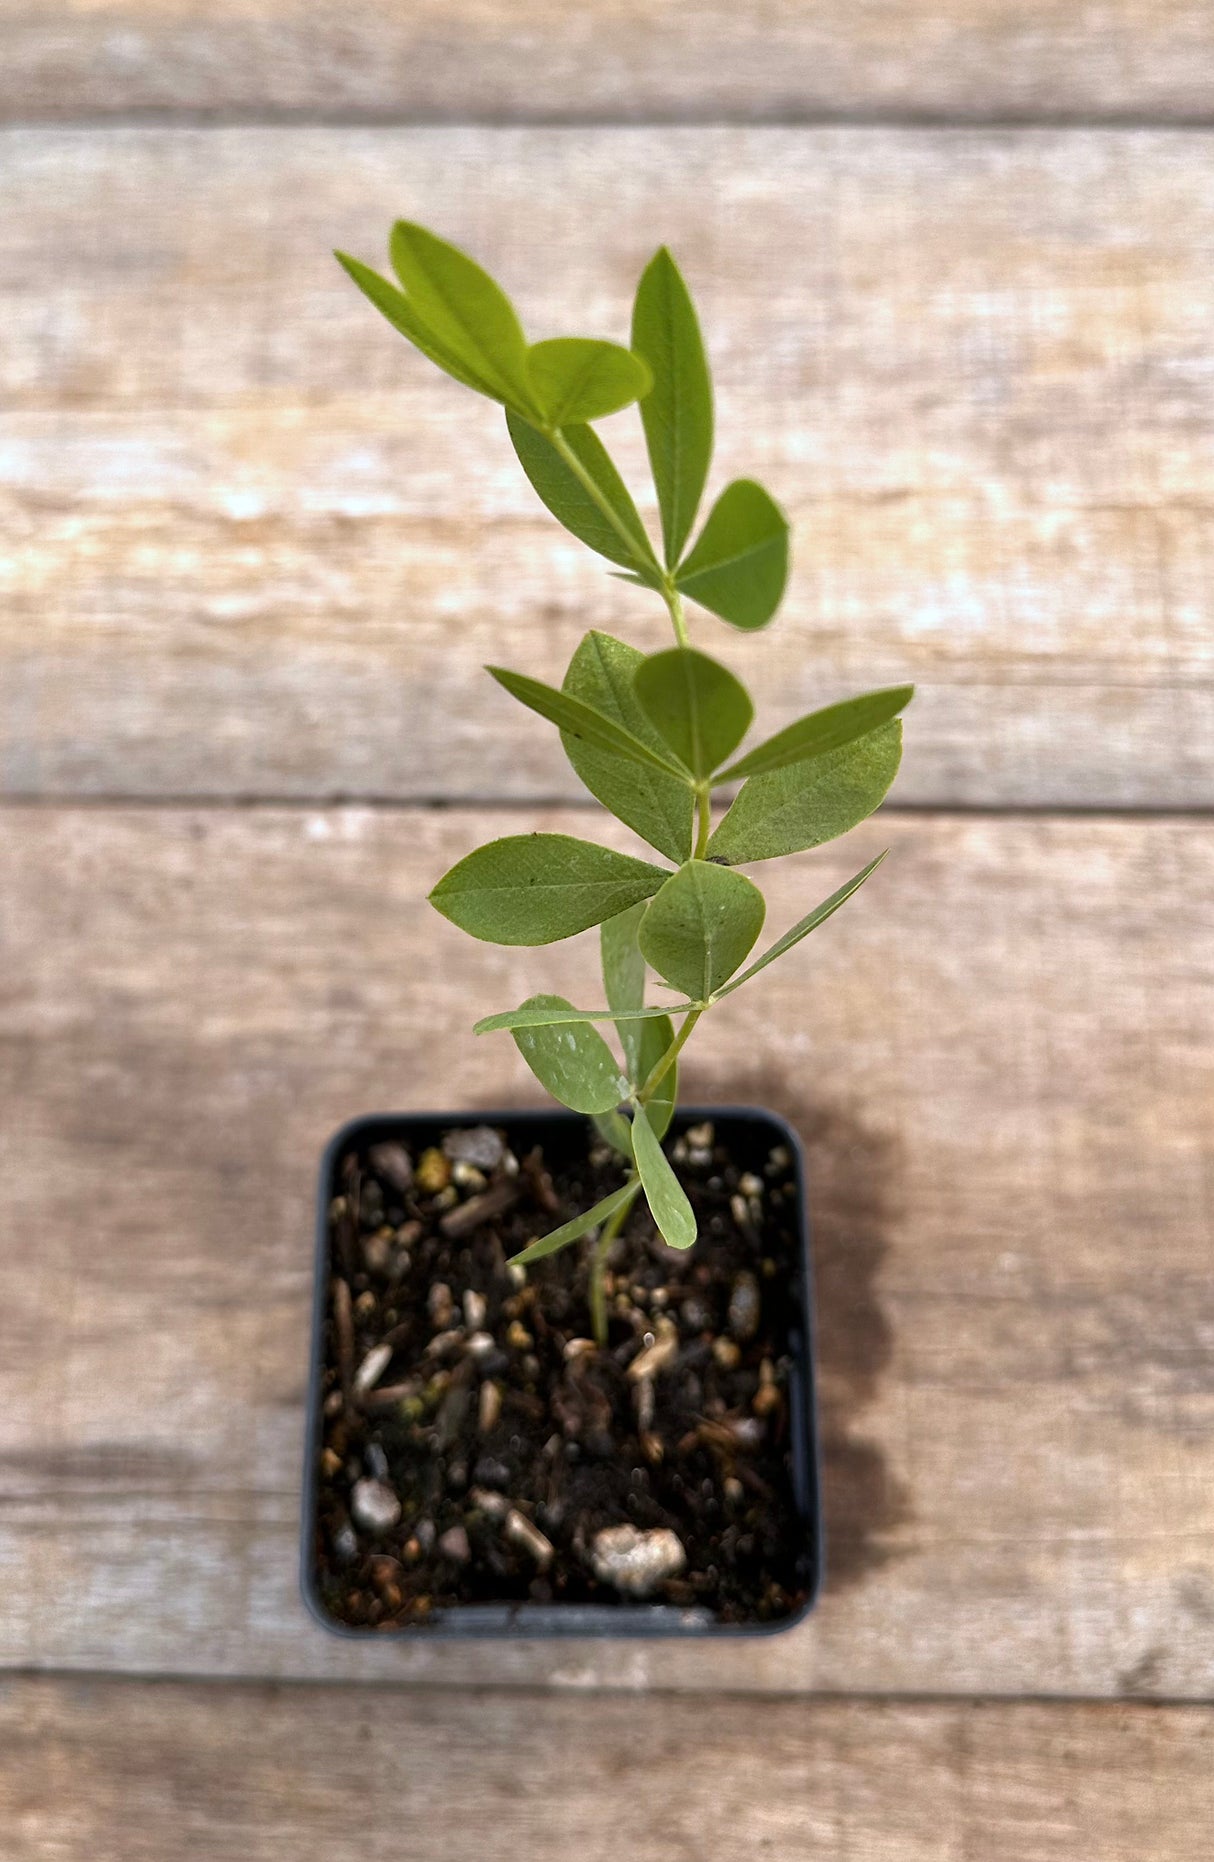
<box><xmin>302</xmin><ymin>1105</ymin><xmax>823</xmax><ymax>1637</ymax></box>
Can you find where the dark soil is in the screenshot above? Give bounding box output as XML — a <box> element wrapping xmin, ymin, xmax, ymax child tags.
<box><xmin>307</xmin><ymin>1111</ymin><xmax>817</xmax><ymax>1631</ymax></box>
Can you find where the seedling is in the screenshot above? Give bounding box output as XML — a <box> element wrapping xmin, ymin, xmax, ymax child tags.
<box><xmin>340</xmin><ymin>223</ymin><xmax>911</xmax><ymax>1343</ymax></box>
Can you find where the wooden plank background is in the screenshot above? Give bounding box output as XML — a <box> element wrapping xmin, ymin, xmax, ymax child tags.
<box><xmin>3</xmin><ymin>126</ymin><xmax>1213</xmax><ymax>807</ymax></box>
<box><xmin>2</xmin><ymin>806</ymin><xmax>1211</xmax><ymax>1694</ymax></box>
<box><xmin>4</xmin><ymin>0</ymin><xmax>1214</xmax><ymax>123</ymax></box>
<box><xmin>3</xmin><ymin>1679</ymin><xmax>1212</xmax><ymax>1862</ymax></box>
<box><xmin>1</xmin><ymin>0</ymin><xmax>1212</xmax><ymax>1853</ymax></box>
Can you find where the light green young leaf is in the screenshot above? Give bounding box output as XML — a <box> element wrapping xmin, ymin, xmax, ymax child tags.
<box><xmin>506</xmin><ymin>415</ymin><xmax>660</xmax><ymax>576</ymax></box>
<box><xmin>633</xmin><ymin>1106</ymin><xmax>696</xmax><ymax>1249</ymax></box>
<box><xmin>527</xmin><ymin>338</ymin><xmax>652</xmax><ymax>425</ymax></box>
<box><xmin>388</xmin><ymin>220</ymin><xmax>540</xmax><ymax>418</ymax></box>
<box><xmin>487</xmin><ymin>667</ymin><xmax>686</xmax><ymax>779</ymax></box>
<box><xmin>601</xmin><ymin>901</ymin><xmax>647</xmax><ymax>1076</ymax></box>
<box><xmin>639</xmin><ymin>860</ymin><xmax>765</xmax><ymax>1000</ymax></box>
<box><xmin>634</xmin><ymin>1014</ymin><xmax>678</xmax><ymax>1139</ymax></box>
<box><xmin>631</xmin><ymin>247</ymin><xmax>714</xmax><ymax>568</ymax></box>
<box><xmin>593</xmin><ymin>1110</ymin><xmax>635</xmax><ymax>1160</ymax></box>
<box><xmin>562</xmin><ymin>632</ymin><xmax>696</xmax><ymax>865</ymax></box>
<box><xmin>336</xmin><ymin>254</ymin><xmax>501</xmax><ymax>400</ymax></box>
<box><xmin>634</xmin><ymin>647</ymin><xmax>753</xmax><ymax>780</ymax></box>
<box><xmin>676</xmin><ymin>479</ymin><xmax>789</xmax><ymax>630</ymax></box>
<box><xmin>720</xmin><ymin>686</ymin><xmax>915</xmax><ymax>783</ymax></box>
<box><xmin>510</xmin><ymin>1179</ymin><xmax>640</xmax><ymax>1266</ymax></box>
<box><xmin>708</xmin><ymin>721</ymin><xmax>902</xmax><ymax>865</ymax></box>
<box><xmin>430</xmin><ymin>833</ymin><xmax>669</xmax><ymax>945</ymax></box>
<box><xmin>474</xmin><ymin>1002</ymin><xmax>688</xmax><ymax>1036</ymax></box>
<box><xmin>716</xmin><ymin>852</ymin><xmax>889</xmax><ymax>997</ymax></box>
<box><xmin>510</xmin><ymin>993</ymin><xmax>629</xmax><ymax>1114</ymax></box>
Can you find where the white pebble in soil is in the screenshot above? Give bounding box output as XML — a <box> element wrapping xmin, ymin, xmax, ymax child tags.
<box><xmin>350</xmin><ymin>1478</ymin><xmax>402</xmax><ymax>1534</ymax></box>
<box><xmin>463</xmin><ymin>1289</ymin><xmax>487</xmax><ymax>1331</ymax></box>
<box><xmin>590</xmin><ymin>1525</ymin><xmax>686</xmax><ymax>1598</ymax></box>
<box><xmin>438</xmin><ymin>1524</ymin><xmax>472</xmax><ymax>1564</ymax></box>
<box><xmin>442</xmin><ymin>1125</ymin><xmax>505</xmax><ymax>1172</ymax></box>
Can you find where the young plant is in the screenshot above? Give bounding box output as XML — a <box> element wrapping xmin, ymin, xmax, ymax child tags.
<box><xmin>340</xmin><ymin>223</ymin><xmax>911</xmax><ymax>1343</ymax></box>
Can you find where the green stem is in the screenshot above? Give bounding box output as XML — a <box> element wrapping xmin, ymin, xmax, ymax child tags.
<box><xmin>637</xmin><ymin>1006</ymin><xmax>703</xmax><ymax>1106</ymax></box>
<box><xmin>693</xmin><ymin>783</ymin><xmax>711</xmax><ymax>857</ymax></box>
<box><xmin>588</xmin><ymin>1182</ymin><xmax>637</xmax><ymax>1348</ymax></box>
<box><xmin>546</xmin><ymin>427</ymin><xmax>691</xmax><ymax>653</ymax></box>
<box><xmin>662</xmin><ymin>583</ymin><xmax>691</xmax><ymax>650</ymax></box>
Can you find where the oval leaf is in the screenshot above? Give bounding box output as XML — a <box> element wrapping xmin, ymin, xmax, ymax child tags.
<box><xmin>429</xmin><ymin>833</ymin><xmax>668</xmax><ymax>945</ymax></box>
<box><xmin>633</xmin><ymin>647</ymin><xmax>753</xmax><ymax>781</ymax></box>
<box><xmin>528</xmin><ymin>337</ymin><xmax>652</xmax><ymax>425</ymax></box>
<box><xmin>592</xmin><ymin>1110</ymin><xmax>635</xmax><ymax>1160</ymax></box>
<box><xmin>633</xmin><ymin>1106</ymin><xmax>696</xmax><ymax>1250</ymax></box>
<box><xmin>487</xmin><ymin>667</ymin><xmax>685</xmax><ymax>779</ymax></box>
<box><xmin>562</xmin><ymin>632</ymin><xmax>695</xmax><ymax>864</ymax></box>
<box><xmin>474</xmin><ymin>1002</ymin><xmax>685</xmax><ymax>1035</ymax></box>
<box><xmin>336</xmin><ymin>254</ymin><xmax>501</xmax><ymax>400</ymax></box>
<box><xmin>708</xmin><ymin>721</ymin><xmax>903</xmax><ymax>866</ymax></box>
<box><xmin>715</xmin><ymin>852</ymin><xmax>889</xmax><ymax>997</ymax></box>
<box><xmin>601</xmin><ymin>901</ymin><xmax>647</xmax><ymax>1077</ymax></box>
<box><xmin>510</xmin><ymin>1179</ymin><xmax>640</xmax><ymax>1267</ymax></box>
<box><xmin>506</xmin><ymin>414</ymin><xmax>659</xmax><ymax>576</ymax></box>
<box><xmin>510</xmin><ymin>994</ymin><xmax>629</xmax><ymax>1114</ymax></box>
<box><xmin>639</xmin><ymin>860</ymin><xmax>765</xmax><ymax>1001</ymax></box>
<box><xmin>720</xmin><ymin>686</ymin><xmax>915</xmax><ymax>783</ymax></box>
<box><xmin>676</xmin><ymin>479</ymin><xmax>789</xmax><ymax>630</ymax></box>
<box><xmin>631</xmin><ymin>247</ymin><xmax>714</xmax><ymax>568</ymax></box>
<box><xmin>388</xmin><ymin>221</ymin><xmax>539</xmax><ymax>418</ymax></box>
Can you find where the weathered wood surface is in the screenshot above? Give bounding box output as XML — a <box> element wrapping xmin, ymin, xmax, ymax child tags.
<box><xmin>1</xmin><ymin>805</ymin><xmax>1210</xmax><ymax>1694</ymax></box>
<box><xmin>6</xmin><ymin>2</ymin><xmax>1214</xmax><ymax>123</ymax></box>
<box><xmin>3</xmin><ymin>127</ymin><xmax>1213</xmax><ymax>808</ymax></box>
<box><xmin>3</xmin><ymin>1679</ymin><xmax>1211</xmax><ymax>1862</ymax></box>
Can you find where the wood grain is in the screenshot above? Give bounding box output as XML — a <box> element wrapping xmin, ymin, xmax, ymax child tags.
<box><xmin>4</xmin><ymin>1</ymin><xmax>1214</xmax><ymax>123</ymax></box>
<box><xmin>2</xmin><ymin>1678</ymin><xmax>1212</xmax><ymax>1862</ymax></box>
<box><xmin>3</xmin><ymin>127</ymin><xmax>1213</xmax><ymax>808</ymax></box>
<box><xmin>1</xmin><ymin>805</ymin><xmax>1210</xmax><ymax>1694</ymax></box>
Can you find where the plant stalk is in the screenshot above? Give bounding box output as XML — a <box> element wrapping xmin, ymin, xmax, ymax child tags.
<box><xmin>588</xmin><ymin>1184</ymin><xmax>637</xmax><ymax>1348</ymax></box>
<box><xmin>693</xmin><ymin>782</ymin><xmax>711</xmax><ymax>857</ymax></box>
<box><xmin>662</xmin><ymin>583</ymin><xmax>691</xmax><ymax>649</ymax></box>
<box><xmin>637</xmin><ymin>1007</ymin><xmax>703</xmax><ymax>1106</ymax></box>
<box><xmin>544</xmin><ymin>428</ymin><xmax>691</xmax><ymax>651</ymax></box>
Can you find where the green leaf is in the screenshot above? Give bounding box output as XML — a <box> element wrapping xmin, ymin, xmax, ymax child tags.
<box><xmin>633</xmin><ymin>1106</ymin><xmax>696</xmax><ymax>1250</ymax></box>
<box><xmin>336</xmin><ymin>254</ymin><xmax>502</xmax><ymax>401</ymax></box>
<box><xmin>634</xmin><ymin>1015</ymin><xmax>677</xmax><ymax>1140</ymax></box>
<box><xmin>487</xmin><ymin>667</ymin><xmax>685</xmax><ymax>779</ymax></box>
<box><xmin>562</xmin><ymin>632</ymin><xmax>695</xmax><ymax>864</ymax></box>
<box><xmin>716</xmin><ymin>852</ymin><xmax>889</xmax><ymax>997</ymax></box>
<box><xmin>388</xmin><ymin>221</ymin><xmax>540</xmax><ymax>418</ymax></box>
<box><xmin>474</xmin><ymin>1002</ymin><xmax>688</xmax><ymax>1035</ymax></box>
<box><xmin>676</xmin><ymin>479</ymin><xmax>789</xmax><ymax>630</ymax></box>
<box><xmin>510</xmin><ymin>1179</ymin><xmax>640</xmax><ymax>1267</ymax></box>
<box><xmin>631</xmin><ymin>247</ymin><xmax>714</xmax><ymax>568</ymax></box>
<box><xmin>720</xmin><ymin>686</ymin><xmax>915</xmax><ymax>783</ymax></box>
<box><xmin>708</xmin><ymin>721</ymin><xmax>903</xmax><ymax>865</ymax></box>
<box><xmin>527</xmin><ymin>338</ymin><xmax>652</xmax><ymax>425</ymax></box>
<box><xmin>634</xmin><ymin>647</ymin><xmax>753</xmax><ymax>780</ymax></box>
<box><xmin>639</xmin><ymin>860</ymin><xmax>765</xmax><ymax>1000</ymax></box>
<box><xmin>592</xmin><ymin>1110</ymin><xmax>635</xmax><ymax>1160</ymax></box>
<box><xmin>506</xmin><ymin>413</ymin><xmax>659</xmax><ymax>576</ymax></box>
<box><xmin>510</xmin><ymin>994</ymin><xmax>629</xmax><ymax>1114</ymax></box>
<box><xmin>601</xmin><ymin>902</ymin><xmax>647</xmax><ymax>1076</ymax></box>
<box><xmin>430</xmin><ymin>833</ymin><xmax>669</xmax><ymax>945</ymax></box>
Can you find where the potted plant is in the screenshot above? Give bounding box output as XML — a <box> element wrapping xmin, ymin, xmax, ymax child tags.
<box><xmin>302</xmin><ymin>222</ymin><xmax>911</xmax><ymax>1635</ymax></box>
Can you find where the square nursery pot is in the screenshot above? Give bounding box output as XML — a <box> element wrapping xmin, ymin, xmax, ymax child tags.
<box><xmin>302</xmin><ymin>1106</ymin><xmax>823</xmax><ymax>1638</ymax></box>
